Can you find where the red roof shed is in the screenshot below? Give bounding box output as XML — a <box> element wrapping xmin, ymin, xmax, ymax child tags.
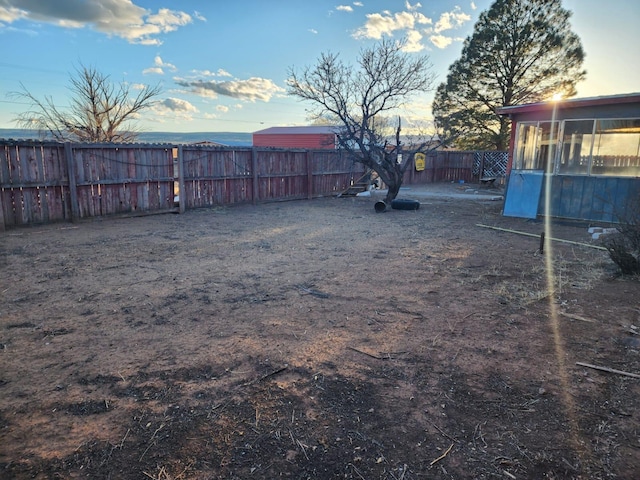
<box><xmin>252</xmin><ymin>126</ymin><xmax>337</xmax><ymax>149</ymax></box>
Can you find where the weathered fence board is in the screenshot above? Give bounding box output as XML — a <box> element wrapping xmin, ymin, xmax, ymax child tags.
<box><xmin>405</xmin><ymin>151</ymin><xmax>506</xmax><ymax>185</ymax></box>
<box><xmin>71</xmin><ymin>145</ymin><xmax>175</xmax><ymax>217</ymax></box>
<box><xmin>1</xmin><ymin>140</ymin><xmax>500</xmax><ymax>230</ymax></box>
<box><xmin>0</xmin><ymin>142</ymin><xmax>70</xmax><ymax>227</ymax></box>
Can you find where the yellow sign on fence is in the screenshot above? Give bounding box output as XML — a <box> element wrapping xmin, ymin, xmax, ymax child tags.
<box><xmin>414</xmin><ymin>152</ymin><xmax>426</xmax><ymax>171</ymax></box>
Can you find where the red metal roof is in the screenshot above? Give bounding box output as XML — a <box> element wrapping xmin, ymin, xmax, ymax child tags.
<box><xmin>253</xmin><ymin>126</ymin><xmax>338</xmax><ymax>135</ymax></box>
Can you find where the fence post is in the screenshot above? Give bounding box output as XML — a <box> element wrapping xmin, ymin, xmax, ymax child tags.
<box><xmin>251</xmin><ymin>148</ymin><xmax>259</xmax><ymax>204</ymax></box>
<box><xmin>64</xmin><ymin>142</ymin><xmax>80</xmax><ymax>222</ymax></box>
<box><xmin>176</xmin><ymin>145</ymin><xmax>186</xmax><ymax>214</ymax></box>
<box><xmin>0</xmin><ymin>184</ymin><xmax>5</xmax><ymax>232</ymax></box>
<box><xmin>306</xmin><ymin>151</ymin><xmax>313</xmax><ymax>200</ymax></box>
<box><xmin>0</xmin><ymin>142</ymin><xmax>5</xmax><ymax>230</ymax></box>
<box><xmin>409</xmin><ymin>154</ymin><xmax>415</xmax><ymax>185</ymax></box>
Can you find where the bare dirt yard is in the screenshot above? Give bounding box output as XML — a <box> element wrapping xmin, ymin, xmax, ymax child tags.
<box><xmin>1</xmin><ymin>184</ymin><xmax>639</xmax><ymax>479</ymax></box>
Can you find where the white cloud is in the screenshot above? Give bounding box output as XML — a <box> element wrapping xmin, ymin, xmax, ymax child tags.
<box><xmin>143</xmin><ymin>67</ymin><xmax>164</xmax><ymax>75</ymax></box>
<box><xmin>337</xmin><ymin>5</ymin><xmax>353</xmax><ymax>12</ymax></box>
<box><xmin>471</xmin><ymin>2</ymin><xmax>477</xmax><ymax>10</ymax></box>
<box><xmin>354</xmin><ymin>10</ymin><xmax>430</xmax><ymax>40</ymax></box>
<box><xmin>174</xmin><ymin>76</ymin><xmax>285</xmax><ymax>102</ymax></box>
<box><xmin>353</xmin><ymin>3</ymin><xmax>471</xmax><ymax>52</ymax></box>
<box><xmin>0</xmin><ymin>0</ymin><xmax>201</xmax><ymax>45</ymax></box>
<box><xmin>404</xmin><ymin>29</ymin><xmax>425</xmax><ymax>52</ymax></box>
<box><xmin>353</xmin><ymin>7</ymin><xmax>431</xmax><ymax>43</ymax></box>
<box><xmin>353</xmin><ymin>1</ymin><xmax>363</xmax><ymax>6</ymax></box>
<box><xmin>144</xmin><ymin>55</ymin><xmax>177</xmax><ymax>74</ymax></box>
<box><xmin>152</xmin><ymin>97</ymin><xmax>198</xmax><ymax>120</ymax></box>
<box><xmin>0</xmin><ymin>5</ymin><xmax>26</xmax><ymax>23</ymax></box>
<box><xmin>308</xmin><ymin>28</ymin><xmax>318</xmax><ymax>34</ymax></box>
<box><xmin>434</xmin><ymin>7</ymin><xmax>471</xmax><ymax>33</ymax></box>
<box><xmin>191</xmin><ymin>68</ymin><xmax>232</xmax><ymax>77</ymax></box>
<box><xmin>154</xmin><ymin>55</ymin><xmax>177</xmax><ymax>71</ymax></box>
<box><xmin>429</xmin><ymin>34</ymin><xmax>453</xmax><ymax>49</ymax></box>
<box><xmin>160</xmin><ymin>97</ymin><xmax>197</xmax><ymax>113</ymax></box>
<box><xmin>216</xmin><ymin>105</ymin><xmax>229</xmax><ymax>113</ymax></box>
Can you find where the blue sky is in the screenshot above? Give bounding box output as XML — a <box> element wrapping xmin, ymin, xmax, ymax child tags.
<box><xmin>1</xmin><ymin>0</ymin><xmax>638</xmax><ymax>133</ymax></box>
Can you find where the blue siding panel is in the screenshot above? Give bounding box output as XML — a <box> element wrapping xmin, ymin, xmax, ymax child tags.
<box><xmin>579</xmin><ymin>178</ymin><xmax>596</xmax><ymax>221</ymax></box>
<box><xmin>601</xmin><ymin>178</ymin><xmax>618</xmax><ymax>222</ymax></box>
<box><xmin>503</xmin><ymin>170</ymin><xmax>544</xmax><ymax>218</ymax></box>
<box><xmin>533</xmin><ymin>176</ymin><xmax>640</xmax><ymax>222</ymax></box>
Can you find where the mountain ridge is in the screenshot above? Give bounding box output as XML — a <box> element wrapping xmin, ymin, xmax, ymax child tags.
<box><xmin>0</xmin><ymin>129</ymin><xmax>253</xmax><ymax>146</ymax></box>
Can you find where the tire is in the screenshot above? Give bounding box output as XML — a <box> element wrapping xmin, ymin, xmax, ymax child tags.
<box><xmin>390</xmin><ymin>199</ymin><xmax>420</xmax><ymax>210</ymax></box>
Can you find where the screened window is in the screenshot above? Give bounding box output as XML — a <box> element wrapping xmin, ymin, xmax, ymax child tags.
<box><xmin>513</xmin><ymin>121</ymin><xmax>559</xmax><ymax>172</ymax></box>
<box><xmin>558</xmin><ymin>120</ymin><xmax>594</xmax><ymax>175</ymax></box>
<box><xmin>514</xmin><ymin>123</ymin><xmax>538</xmax><ymax>169</ymax></box>
<box><xmin>590</xmin><ymin>119</ymin><xmax>640</xmax><ymax>176</ymax></box>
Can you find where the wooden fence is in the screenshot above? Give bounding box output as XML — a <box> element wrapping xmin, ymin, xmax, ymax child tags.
<box><xmin>405</xmin><ymin>150</ymin><xmax>479</xmax><ymax>184</ymax></box>
<box><xmin>0</xmin><ymin>140</ymin><xmax>502</xmax><ymax>230</ymax></box>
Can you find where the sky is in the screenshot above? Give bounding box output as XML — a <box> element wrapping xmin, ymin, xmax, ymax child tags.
<box><xmin>0</xmin><ymin>0</ymin><xmax>639</xmax><ymax>134</ymax></box>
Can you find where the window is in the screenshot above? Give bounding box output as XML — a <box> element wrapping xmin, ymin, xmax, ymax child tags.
<box><xmin>590</xmin><ymin>119</ymin><xmax>640</xmax><ymax>176</ymax></box>
<box><xmin>558</xmin><ymin>120</ymin><xmax>594</xmax><ymax>175</ymax></box>
<box><xmin>513</xmin><ymin>121</ymin><xmax>559</xmax><ymax>172</ymax></box>
<box><xmin>514</xmin><ymin>123</ymin><xmax>537</xmax><ymax>169</ymax></box>
<box><xmin>514</xmin><ymin>117</ymin><xmax>640</xmax><ymax>177</ymax></box>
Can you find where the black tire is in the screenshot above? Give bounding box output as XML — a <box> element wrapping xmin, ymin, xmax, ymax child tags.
<box><xmin>390</xmin><ymin>198</ymin><xmax>420</xmax><ymax>210</ymax></box>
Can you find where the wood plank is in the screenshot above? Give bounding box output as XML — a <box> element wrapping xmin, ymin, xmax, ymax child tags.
<box><xmin>576</xmin><ymin>362</ymin><xmax>640</xmax><ymax>379</ymax></box>
<box><xmin>0</xmin><ymin>187</ymin><xmax>5</xmax><ymax>231</ymax></box>
<box><xmin>16</xmin><ymin>145</ymin><xmax>34</xmax><ymax>224</ymax></box>
<box><xmin>177</xmin><ymin>145</ymin><xmax>186</xmax><ymax>213</ymax></box>
<box><xmin>33</xmin><ymin>145</ymin><xmax>50</xmax><ymax>222</ymax></box>
<box><xmin>65</xmin><ymin>143</ymin><xmax>80</xmax><ymax>221</ymax></box>
<box><xmin>252</xmin><ymin>148</ymin><xmax>259</xmax><ymax>204</ymax></box>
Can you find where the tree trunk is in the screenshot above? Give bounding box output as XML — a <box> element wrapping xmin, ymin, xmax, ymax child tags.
<box><xmin>385</xmin><ymin>182</ymin><xmax>401</xmax><ymax>203</ymax></box>
<box><xmin>384</xmin><ymin>164</ymin><xmax>404</xmax><ymax>203</ymax></box>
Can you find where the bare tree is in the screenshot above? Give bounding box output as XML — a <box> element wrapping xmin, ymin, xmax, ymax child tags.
<box><xmin>11</xmin><ymin>64</ymin><xmax>161</xmax><ymax>143</ymax></box>
<box><xmin>288</xmin><ymin>38</ymin><xmax>439</xmax><ymax>204</ymax></box>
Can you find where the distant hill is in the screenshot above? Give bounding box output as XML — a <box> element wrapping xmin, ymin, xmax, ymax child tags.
<box><xmin>0</xmin><ymin>129</ymin><xmax>253</xmax><ymax>146</ymax></box>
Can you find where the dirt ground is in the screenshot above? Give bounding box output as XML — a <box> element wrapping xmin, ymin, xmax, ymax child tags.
<box><xmin>1</xmin><ymin>184</ymin><xmax>639</xmax><ymax>479</ymax></box>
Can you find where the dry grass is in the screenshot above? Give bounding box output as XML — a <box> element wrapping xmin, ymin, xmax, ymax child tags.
<box><xmin>474</xmin><ymin>250</ymin><xmax>610</xmax><ymax>307</ymax></box>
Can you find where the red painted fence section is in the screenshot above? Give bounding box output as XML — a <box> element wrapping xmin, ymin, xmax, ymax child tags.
<box><xmin>0</xmin><ymin>140</ymin><xmax>497</xmax><ymax>230</ymax></box>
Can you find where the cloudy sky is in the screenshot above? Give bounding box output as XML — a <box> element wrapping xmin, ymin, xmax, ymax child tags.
<box><xmin>1</xmin><ymin>0</ymin><xmax>638</xmax><ymax>133</ymax></box>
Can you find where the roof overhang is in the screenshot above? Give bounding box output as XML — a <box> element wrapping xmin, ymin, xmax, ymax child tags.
<box><xmin>496</xmin><ymin>92</ymin><xmax>640</xmax><ymax>117</ymax></box>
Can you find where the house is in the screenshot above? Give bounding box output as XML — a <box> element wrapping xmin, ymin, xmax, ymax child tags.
<box><xmin>497</xmin><ymin>93</ymin><xmax>640</xmax><ymax>222</ymax></box>
<box><xmin>252</xmin><ymin>126</ymin><xmax>338</xmax><ymax>149</ymax></box>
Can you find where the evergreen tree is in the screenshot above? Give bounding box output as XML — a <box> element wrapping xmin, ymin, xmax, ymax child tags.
<box><xmin>433</xmin><ymin>0</ymin><xmax>585</xmax><ymax>150</ymax></box>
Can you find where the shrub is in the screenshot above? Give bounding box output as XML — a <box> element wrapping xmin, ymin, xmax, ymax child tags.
<box><xmin>602</xmin><ymin>194</ymin><xmax>640</xmax><ymax>275</ymax></box>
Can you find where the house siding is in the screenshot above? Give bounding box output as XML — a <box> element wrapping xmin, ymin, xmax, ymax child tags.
<box><xmin>537</xmin><ymin>176</ymin><xmax>640</xmax><ymax>223</ymax></box>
